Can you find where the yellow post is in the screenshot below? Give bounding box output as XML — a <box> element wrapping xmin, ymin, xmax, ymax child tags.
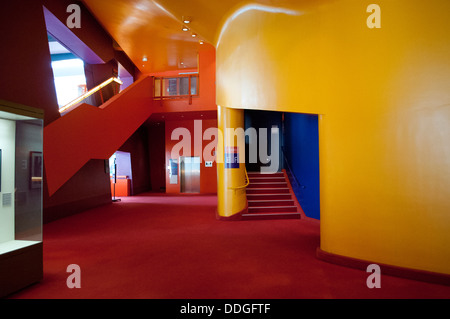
<box><xmin>216</xmin><ymin>105</ymin><xmax>248</xmax><ymax>219</ymax></box>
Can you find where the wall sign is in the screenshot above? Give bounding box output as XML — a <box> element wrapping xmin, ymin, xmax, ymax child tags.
<box><xmin>169</xmin><ymin>159</ymin><xmax>178</xmax><ymax>184</ymax></box>
<box><xmin>225</xmin><ymin>146</ymin><xmax>239</xmax><ymax>169</ymax></box>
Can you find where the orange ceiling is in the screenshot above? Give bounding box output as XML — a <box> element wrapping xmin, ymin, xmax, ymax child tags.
<box><xmin>81</xmin><ymin>0</ymin><xmax>316</xmax><ymax>74</ymax></box>
<box><xmin>81</xmin><ymin>0</ymin><xmax>219</xmax><ymax>73</ymax></box>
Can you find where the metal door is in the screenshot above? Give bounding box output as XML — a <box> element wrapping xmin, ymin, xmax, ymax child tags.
<box><xmin>180</xmin><ymin>157</ymin><xmax>200</xmax><ymax>193</ymax></box>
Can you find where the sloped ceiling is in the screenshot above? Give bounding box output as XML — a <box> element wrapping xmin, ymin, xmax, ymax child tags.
<box><xmin>81</xmin><ymin>0</ymin><xmax>313</xmax><ymax>73</ymax></box>
<box><xmin>81</xmin><ymin>0</ymin><xmax>223</xmax><ymax>73</ymax></box>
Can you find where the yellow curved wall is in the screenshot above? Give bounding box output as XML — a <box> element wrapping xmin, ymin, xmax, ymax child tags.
<box><xmin>215</xmin><ymin>0</ymin><xmax>450</xmax><ymax>274</ymax></box>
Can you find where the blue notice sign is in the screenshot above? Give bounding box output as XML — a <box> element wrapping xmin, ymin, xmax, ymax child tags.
<box><xmin>225</xmin><ymin>146</ymin><xmax>239</xmax><ymax>169</ymax></box>
<box><xmin>170</xmin><ymin>159</ymin><xmax>178</xmax><ymax>175</ymax></box>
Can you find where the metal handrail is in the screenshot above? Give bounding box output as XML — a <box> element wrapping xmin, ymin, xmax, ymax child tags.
<box><xmin>228</xmin><ymin>167</ymin><xmax>250</xmax><ymax>190</ymax></box>
<box><xmin>59</xmin><ymin>77</ymin><xmax>123</xmax><ymax>113</ymax></box>
<box><xmin>281</xmin><ymin>147</ymin><xmax>303</xmax><ymax>189</ymax></box>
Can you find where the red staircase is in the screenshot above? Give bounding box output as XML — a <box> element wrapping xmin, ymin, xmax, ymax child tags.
<box><xmin>243</xmin><ymin>171</ymin><xmax>302</xmax><ymax>220</ymax></box>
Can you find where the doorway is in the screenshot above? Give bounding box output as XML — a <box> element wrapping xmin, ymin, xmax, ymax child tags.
<box><xmin>244</xmin><ymin>109</ymin><xmax>320</xmax><ymax>219</ymax></box>
<box><xmin>180</xmin><ymin>156</ymin><xmax>200</xmax><ymax>193</ymax></box>
<box><xmin>244</xmin><ymin>110</ymin><xmax>282</xmax><ymax>172</ymax></box>
<box><xmin>109</xmin><ymin>151</ymin><xmax>133</xmax><ymax>197</ymax></box>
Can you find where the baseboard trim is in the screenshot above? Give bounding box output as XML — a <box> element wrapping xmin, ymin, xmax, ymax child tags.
<box><xmin>316</xmin><ymin>247</ymin><xmax>450</xmax><ymax>286</ymax></box>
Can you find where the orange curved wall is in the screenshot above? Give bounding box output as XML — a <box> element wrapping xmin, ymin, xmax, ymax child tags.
<box><xmin>215</xmin><ymin>0</ymin><xmax>450</xmax><ymax>275</ymax></box>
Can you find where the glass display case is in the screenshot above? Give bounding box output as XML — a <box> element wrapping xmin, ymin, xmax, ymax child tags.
<box><xmin>0</xmin><ymin>100</ymin><xmax>43</xmax><ymax>298</ymax></box>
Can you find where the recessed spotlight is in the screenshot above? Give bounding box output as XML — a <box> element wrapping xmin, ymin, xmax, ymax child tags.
<box><xmin>183</xmin><ymin>18</ymin><xmax>191</xmax><ymax>24</ymax></box>
<box><xmin>191</xmin><ymin>33</ymin><xmax>197</xmax><ymax>38</ymax></box>
<box><xmin>182</xmin><ymin>26</ymin><xmax>189</xmax><ymax>31</ymax></box>
<box><xmin>142</xmin><ymin>56</ymin><xmax>148</xmax><ymax>62</ymax></box>
<box><xmin>199</xmin><ymin>40</ymin><xmax>204</xmax><ymax>45</ymax></box>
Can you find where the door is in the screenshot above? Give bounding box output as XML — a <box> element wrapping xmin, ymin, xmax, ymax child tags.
<box><xmin>180</xmin><ymin>156</ymin><xmax>200</xmax><ymax>193</ymax></box>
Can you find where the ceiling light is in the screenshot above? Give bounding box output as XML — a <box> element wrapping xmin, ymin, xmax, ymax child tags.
<box><xmin>182</xmin><ymin>26</ymin><xmax>189</xmax><ymax>31</ymax></box>
<box><xmin>199</xmin><ymin>40</ymin><xmax>204</xmax><ymax>45</ymax></box>
<box><xmin>183</xmin><ymin>17</ymin><xmax>191</xmax><ymax>24</ymax></box>
<box><xmin>191</xmin><ymin>33</ymin><xmax>197</xmax><ymax>38</ymax></box>
<box><xmin>142</xmin><ymin>56</ymin><xmax>148</xmax><ymax>62</ymax></box>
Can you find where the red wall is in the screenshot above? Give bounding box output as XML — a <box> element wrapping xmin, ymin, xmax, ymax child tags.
<box><xmin>165</xmin><ymin>118</ymin><xmax>217</xmax><ymax>194</ymax></box>
<box><xmin>0</xmin><ymin>1</ymin><xmax>60</xmax><ymax>125</ymax></box>
<box><xmin>150</xmin><ymin>48</ymin><xmax>216</xmax><ymax>113</ymax></box>
<box><xmin>147</xmin><ymin>122</ymin><xmax>166</xmax><ymax>192</ymax></box>
<box><xmin>0</xmin><ymin>0</ymin><xmax>139</xmax><ymax>222</ymax></box>
<box><xmin>150</xmin><ymin>47</ymin><xmax>218</xmax><ymax>194</ymax></box>
<box><xmin>118</xmin><ymin>125</ymin><xmax>151</xmax><ymax>194</ymax></box>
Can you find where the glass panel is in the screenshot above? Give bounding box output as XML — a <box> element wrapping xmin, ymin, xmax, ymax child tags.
<box><xmin>167</xmin><ymin>78</ymin><xmax>178</xmax><ymax>96</ymax></box>
<box><xmin>155</xmin><ymin>76</ymin><xmax>199</xmax><ymax>98</ymax></box>
<box><xmin>190</xmin><ymin>76</ymin><xmax>198</xmax><ymax>95</ymax></box>
<box><xmin>0</xmin><ymin>110</ymin><xmax>43</xmax><ymax>255</ymax></box>
<box><xmin>51</xmin><ymin>58</ymin><xmax>87</xmax><ymax>107</ymax></box>
<box><xmin>154</xmin><ymin>78</ymin><xmax>161</xmax><ymax>97</ymax></box>
<box><xmin>179</xmin><ymin>77</ymin><xmax>190</xmax><ymax>95</ymax></box>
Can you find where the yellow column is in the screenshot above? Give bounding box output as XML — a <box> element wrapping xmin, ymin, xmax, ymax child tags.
<box><xmin>217</xmin><ymin>105</ymin><xmax>247</xmax><ymax>219</ymax></box>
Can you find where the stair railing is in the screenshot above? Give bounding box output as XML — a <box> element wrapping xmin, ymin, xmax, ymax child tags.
<box><xmin>59</xmin><ymin>77</ymin><xmax>123</xmax><ymax>114</ymax></box>
<box><xmin>228</xmin><ymin>167</ymin><xmax>250</xmax><ymax>192</ymax></box>
<box><xmin>281</xmin><ymin>147</ymin><xmax>304</xmax><ymax>191</ymax></box>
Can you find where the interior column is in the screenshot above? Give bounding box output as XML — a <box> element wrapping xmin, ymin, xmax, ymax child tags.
<box><xmin>216</xmin><ymin>105</ymin><xmax>247</xmax><ymax>219</ymax></box>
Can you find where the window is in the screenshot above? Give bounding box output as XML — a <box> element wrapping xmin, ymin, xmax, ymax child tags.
<box><xmin>154</xmin><ymin>75</ymin><xmax>199</xmax><ymax>98</ymax></box>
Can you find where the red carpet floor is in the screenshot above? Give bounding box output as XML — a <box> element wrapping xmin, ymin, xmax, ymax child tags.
<box><xmin>8</xmin><ymin>193</ymin><xmax>450</xmax><ymax>299</ymax></box>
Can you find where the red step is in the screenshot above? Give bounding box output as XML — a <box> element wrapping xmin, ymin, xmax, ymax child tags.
<box><xmin>243</xmin><ymin>171</ymin><xmax>301</xmax><ymax>221</ymax></box>
<box><xmin>247</xmin><ymin>194</ymin><xmax>292</xmax><ymax>200</ymax></box>
<box><xmin>248</xmin><ymin>199</ymin><xmax>295</xmax><ymax>207</ymax></box>
<box><xmin>247</xmin><ymin>172</ymin><xmax>284</xmax><ymax>178</ymax></box>
<box><xmin>247</xmin><ymin>182</ymin><xmax>288</xmax><ymax>189</ymax></box>
<box><xmin>248</xmin><ymin>177</ymin><xmax>286</xmax><ymax>183</ymax></box>
<box><xmin>248</xmin><ymin>206</ymin><xmax>298</xmax><ymax>213</ymax></box>
<box><xmin>242</xmin><ymin>212</ymin><xmax>301</xmax><ymax>220</ymax></box>
<box><xmin>246</xmin><ymin>188</ymin><xmax>291</xmax><ymax>194</ymax></box>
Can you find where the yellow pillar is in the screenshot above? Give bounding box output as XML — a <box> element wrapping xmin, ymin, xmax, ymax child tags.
<box><xmin>216</xmin><ymin>105</ymin><xmax>248</xmax><ymax>219</ymax></box>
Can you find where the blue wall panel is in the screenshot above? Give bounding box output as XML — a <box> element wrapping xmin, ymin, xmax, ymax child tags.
<box><xmin>283</xmin><ymin>113</ymin><xmax>320</xmax><ymax>219</ymax></box>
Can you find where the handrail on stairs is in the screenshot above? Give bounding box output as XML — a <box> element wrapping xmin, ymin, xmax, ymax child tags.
<box><xmin>59</xmin><ymin>77</ymin><xmax>123</xmax><ymax>113</ymax></box>
<box><xmin>281</xmin><ymin>146</ymin><xmax>304</xmax><ymax>190</ymax></box>
<box><xmin>228</xmin><ymin>167</ymin><xmax>250</xmax><ymax>190</ymax></box>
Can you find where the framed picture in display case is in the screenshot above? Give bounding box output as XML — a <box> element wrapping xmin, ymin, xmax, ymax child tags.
<box><xmin>30</xmin><ymin>151</ymin><xmax>42</xmax><ymax>189</ymax></box>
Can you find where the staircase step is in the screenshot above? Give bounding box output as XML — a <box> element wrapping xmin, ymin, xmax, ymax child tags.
<box><xmin>248</xmin><ymin>199</ymin><xmax>295</xmax><ymax>207</ymax></box>
<box><xmin>247</xmin><ymin>194</ymin><xmax>292</xmax><ymax>200</ymax></box>
<box><xmin>247</xmin><ymin>182</ymin><xmax>288</xmax><ymax>189</ymax></box>
<box><xmin>244</xmin><ymin>171</ymin><xmax>301</xmax><ymax>221</ymax></box>
<box><xmin>248</xmin><ymin>205</ymin><xmax>298</xmax><ymax>213</ymax></box>
<box><xmin>246</xmin><ymin>188</ymin><xmax>290</xmax><ymax>194</ymax></box>
<box><xmin>248</xmin><ymin>177</ymin><xmax>286</xmax><ymax>183</ymax></box>
<box><xmin>241</xmin><ymin>212</ymin><xmax>301</xmax><ymax>221</ymax></box>
<box><xmin>247</xmin><ymin>172</ymin><xmax>284</xmax><ymax>178</ymax></box>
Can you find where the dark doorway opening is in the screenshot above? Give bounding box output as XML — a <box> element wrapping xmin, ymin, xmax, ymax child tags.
<box><xmin>244</xmin><ymin>109</ymin><xmax>320</xmax><ymax>219</ymax></box>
